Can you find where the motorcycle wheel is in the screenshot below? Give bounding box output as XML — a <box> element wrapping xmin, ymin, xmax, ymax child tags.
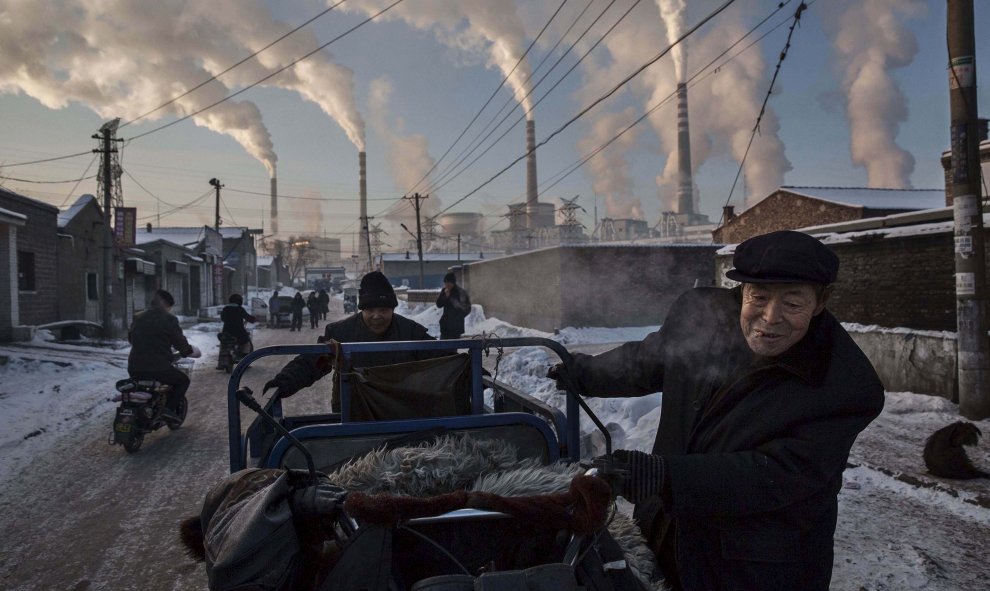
<box><xmin>123</xmin><ymin>432</ymin><xmax>144</xmax><ymax>453</ymax></box>
<box><xmin>168</xmin><ymin>396</ymin><xmax>188</xmax><ymax>431</ymax></box>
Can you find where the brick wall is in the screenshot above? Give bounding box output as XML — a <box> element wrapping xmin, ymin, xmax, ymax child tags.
<box><xmin>463</xmin><ymin>245</ymin><xmax>718</xmax><ymax>331</ymax></box>
<box><xmin>0</xmin><ymin>223</ymin><xmax>18</xmax><ymax>340</ymax></box>
<box><xmin>0</xmin><ymin>191</ymin><xmax>58</xmax><ymax>326</ymax></box>
<box><xmin>716</xmin><ymin>230</ymin><xmax>972</xmax><ymax>331</ymax></box>
<box><xmin>714</xmin><ymin>191</ymin><xmax>862</xmax><ymax>244</ymax></box>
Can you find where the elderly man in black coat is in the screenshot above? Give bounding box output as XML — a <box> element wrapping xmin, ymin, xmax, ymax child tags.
<box><xmin>550</xmin><ymin>230</ymin><xmax>884</xmax><ymax>591</ymax></box>
<box><xmin>265</xmin><ymin>271</ymin><xmax>438</xmax><ymax>410</ymax></box>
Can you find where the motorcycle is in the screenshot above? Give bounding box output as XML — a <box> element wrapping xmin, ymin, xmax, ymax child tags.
<box><xmin>108</xmin><ymin>358</ymin><xmax>194</xmax><ymax>453</ymax></box>
<box><xmin>217</xmin><ymin>331</ymin><xmax>253</xmax><ymax>374</ymax></box>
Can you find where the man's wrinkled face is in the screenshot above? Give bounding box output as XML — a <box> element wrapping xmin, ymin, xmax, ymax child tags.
<box><xmin>740</xmin><ymin>283</ymin><xmax>826</xmax><ymax>357</ymax></box>
<box><xmin>361</xmin><ymin>307</ymin><xmax>394</xmax><ymax>336</ymax></box>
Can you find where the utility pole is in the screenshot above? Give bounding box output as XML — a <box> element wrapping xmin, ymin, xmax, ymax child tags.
<box><xmin>948</xmin><ymin>0</ymin><xmax>989</xmax><ymax>419</ymax></box>
<box><xmin>93</xmin><ymin>118</ymin><xmax>121</xmax><ymax>339</ymax></box>
<box><xmin>209</xmin><ymin>178</ymin><xmax>223</xmax><ymax>231</ymax></box>
<box><xmin>361</xmin><ymin>215</ymin><xmax>374</xmax><ymax>272</ymax></box>
<box><xmin>403</xmin><ymin>193</ymin><xmax>428</xmax><ymax>288</ymax></box>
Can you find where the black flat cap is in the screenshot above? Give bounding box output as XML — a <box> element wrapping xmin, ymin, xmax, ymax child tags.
<box><xmin>726</xmin><ymin>230</ymin><xmax>838</xmax><ymax>285</ymax></box>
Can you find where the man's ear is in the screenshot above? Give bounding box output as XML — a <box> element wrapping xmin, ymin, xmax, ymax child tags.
<box><xmin>813</xmin><ymin>285</ymin><xmax>833</xmax><ymax>316</ymax></box>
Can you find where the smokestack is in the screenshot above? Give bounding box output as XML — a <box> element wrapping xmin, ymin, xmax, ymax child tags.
<box><xmin>270</xmin><ymin>171</ymin><xmax>278</xmax><ymax>235</ymax></box>
<box><xmin>525</xmin><ymin>119</ymin><xmax>538</xmax><ymax>229</ymax></box>
<box><xmin>359</xmin><ymin>151</ymin><xmax>370</xmax><ymax>268</ymax></box>
<box><xmin>676</xmin><ymin>83</ymin><xmax>694</xmax><ymax>216</ymax></box>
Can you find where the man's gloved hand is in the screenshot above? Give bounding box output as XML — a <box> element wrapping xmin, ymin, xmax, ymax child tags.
<box><xmin>263</xmin><ymin>375</ymin><xmax>296</xmax><ymax>398</ymax></box>
<box><xmin>611</xmin><ymin>449</ymin><xmax>665</xmax><ymax>505</ymax></box>
<box><xmin>288</xmin><ymin>476</ymin><xmax>348</xmax><ymax>521</ymax></box>
<box><xmin>546</xmin><ymin>362</ymin><xmax>576</xmax><ymax>392</ymax></box>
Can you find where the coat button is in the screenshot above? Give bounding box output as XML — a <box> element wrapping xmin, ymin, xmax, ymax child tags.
<box><xmin>692</xmin><ymin>400</ymin><xmax>701</xmax><ymax>410</ymax></box>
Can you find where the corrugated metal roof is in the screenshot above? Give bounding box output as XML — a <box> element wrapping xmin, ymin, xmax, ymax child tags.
<box><xmin>779</xmin><ymin>186</ymin><xmax>945</xmax><ymax>210</ymax></box>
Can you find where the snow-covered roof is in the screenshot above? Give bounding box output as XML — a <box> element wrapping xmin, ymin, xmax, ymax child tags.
<box><xmin>779</xmin><ymin>186</ymin><xmax>945</xmax><ymax>210</ymax></box>
<box><xmin>0</xmin><ymin>206</ymin><xmax>27</xmax><ymax>225</ymax></box>
<box><xmin>381</xmin><ymin>252</ymin><xmax>489</xmax><ymax>262</ymax></box>
<box><xmin>219</xmin><ymin>227</ymin><xmax>251</xmax><ymax>239</ymax></box>
<box><xmin>256</xmin><ymin>255</ymin><xmax>274</xmax><ymax>266</ymax></box>
<box><xmin>57</xmin><ymin>194</ymin><xmax>98</xmax><ymax>228</ymax></box>
<box><xmin>135</xmin><ymin>227</ymin><xmax>205</xmax><ymax>248</ymax></box>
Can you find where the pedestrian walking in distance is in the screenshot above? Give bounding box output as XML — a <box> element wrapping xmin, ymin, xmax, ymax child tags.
<box><xmin>436</xmin><ymin>272</ymin><xmax>471</xmax><ymax>340</ymax></box>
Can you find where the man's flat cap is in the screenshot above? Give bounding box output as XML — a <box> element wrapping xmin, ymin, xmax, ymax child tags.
<box><xmin>726</xmin><ymin>230</ymin><xmax>838</xmax><ymax>285</ymax></box>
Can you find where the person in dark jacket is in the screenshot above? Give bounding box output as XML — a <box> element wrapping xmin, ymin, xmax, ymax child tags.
<box><xmin>128</xmin><ymin>289</ymin><xmax>201</xmax><ymax>420</ymax></box>
<box><xmin>265</xmin><ymin>271</ymin><xmax>438</xmax><ymax>410</ymax></box>
<box><xmin>307</xmin><ymin>292</ymin><xmax>320</xmax><ymax>329</ymax></box>
<box><xmin>549</xmin><ymin>231</ymin><xmax>884</xmax><ymax>591</ymax></box>
<box><xmin>318</xmin><ymin>288</ymin><xmax>330</xmax><ymax>320</ymax></box>
<box><xmin>436</xmin><ymin>272</ymin><xmax>471</xmax><ymax>339</ymax></box>
<box><xmin>268</xmin><ymin>291</ymin><xmax>280</xmax><ymax>328</ymax></box>
<box><xmin>290</xmin><ymin>292</ymin><xmax>305</xmax><ymax>332</ymax></box>
<box><xmin>220</xmin><ymin>293</ymin><xmax>256</xmax><ymax>356</ymax></box>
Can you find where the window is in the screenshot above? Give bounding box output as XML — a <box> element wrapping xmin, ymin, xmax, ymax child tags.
<box><xmin>87</xmin><ymin>272</ymin><xmax>99</xmax><ymax>300</ymax></box>
<box><xmin>17</xmin><ymin>251</ymin><xmax>35</xmax><ymax>291</ymax></box>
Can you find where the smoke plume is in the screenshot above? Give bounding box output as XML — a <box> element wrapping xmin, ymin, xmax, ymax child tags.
<box><xmin>578</xmin><ymin>107</ymin><xmax>643</xmax><ymax>219</ymax></box>
<box><xmin>824</xmin><ymin>0</ymin><xmax>923</xmax><ymax>188</ymax></box>
<box><xmin>368</xmin><ymin>77</ymin><xmax>442</xmax><ymax>227</ymax></box>
<box><xmin>344</xmin><ymin>0</ymin><xmax>535</xmax><ymax>116</ymax></box>
<box><xmin>657</xmin><ymin>0</ymin><xmax>688</xmax><ymax>82</ymax></box>
<box><xmin>579</xmin><ymin>1</ymin><xmax>790</xmax><ymax>213</ymax></box>
<box><xmin>0</xmin><ymin>1</ymin><xmax>367</xmax><ymax>174</ymax></box>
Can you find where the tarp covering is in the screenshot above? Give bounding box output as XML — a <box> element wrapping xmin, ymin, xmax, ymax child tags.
<box><xmin>348</xmin><ymin>354</ymin><xmax>472</xmax><ymax>422</ymax></box>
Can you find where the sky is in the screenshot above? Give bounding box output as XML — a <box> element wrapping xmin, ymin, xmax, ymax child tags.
<box><xmin>0</xmin><ymin>0</ymin><xmax>988</xmax><ymax>257</ymax></box>
<box><xmin>1</xmin><ymin>301</ymin><xmax>988</xmax><ymax>588</ymax></box>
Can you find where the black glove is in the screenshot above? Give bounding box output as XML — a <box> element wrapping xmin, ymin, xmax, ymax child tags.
<box><xmin>288</xmin><ymin>476</ymin><xmax>348</xmax><ymax>521</ymax></box>
<box><xmin>546</xmin><ymin>362</ymin><xmax>576</xmax><ymax>392</ymax></box>
<box><xmin>263</xmin><ymin>375</ymin><xmax>295</xmax><ymax>398</ymax></box>
<box><xmin>611</xmin><ymin>449</ymin><xmax>664</xmax><ymax>505</ymax></box>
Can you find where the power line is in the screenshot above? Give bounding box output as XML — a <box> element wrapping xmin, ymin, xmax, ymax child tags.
<box><xmin>1</xmin><ymin>151</ymin><xmax>93</xmax><ymax>168</ymax></box>
<box><xmin>225</xmin><ymin>186</ymin><xmax>395</xmax><ymax>201</ymax></box>
<box><xmin>435</xmin><ymin>0</ymin><xmax>739</xmax><ymax>219</ymax></box>
<box><xmin>1</xmin><ymin>173</ymin><xmax>97</xmax><ymax>184</ymax></box>
<box><xmin>125</xmin><ymin>0</ymin><xmax>405</xmax><ymax>143</ymax></box>
<box><xmin>723</xmin><ymin>1</ymin><xmax>807</xmax><ymax>221</ymax></box>
<box><xmin>58</xmin><ymin>154</ymin><xmax>100</xmax><ymax>208</ymax></box>
<box><xmin>120</xmin><ymin>0</ymin><xmax>349</xmax><ymax>129</ymax></box>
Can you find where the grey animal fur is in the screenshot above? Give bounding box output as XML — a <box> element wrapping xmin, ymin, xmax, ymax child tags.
<box><xmin>327</xmin><ymin>434</ymin><xmax>667</xmax><ymax>590</ymax></box>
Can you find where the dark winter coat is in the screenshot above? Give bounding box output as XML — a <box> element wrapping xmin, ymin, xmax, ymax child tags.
<box><xmin>127</xmin><ymin>305</ymin><xmax>194</xmax><ymax>373</ymax></box>
<box><xmin>318</xmin><ymin>290</ymin><xmax>330</xmax><ymax>313</ymax></box>
<box><xmin>291</xmin><ymin>295</ymin><xmax>305</xmax><ymax>315</ymax></box>
<box><xmin>220</xmin><ymin>304</ymin><xmax>256</xmax><ymax>344</ymax></box>
<box><xmin>306</xmin><ymin>294</ymin><xmax>319</xmax><ymax>313</ymax></box>
<box><xmin>273</xmin><ymin>312</ymin><xmax>439</xmax><ymax>408</ymax></box>
<box><xmin>436</xmin><ymin>285</ymin><xmax>471</xmax><ymax>338</ymax></box>
<box><xmin>568</xmin><ymin>286</ymin><xmax>884</xmax><ymax>591</ymax></box>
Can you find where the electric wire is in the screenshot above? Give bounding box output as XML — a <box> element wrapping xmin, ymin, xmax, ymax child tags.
<box><xmin>404</xmin><ymin>0</ymin><xmax>570</xmax><ymax>197</ymax></box>
<box><xmin>1</xmin><ymin>174</ymin><xmax>97</xmax><ymax>184</ymax></box>
<box><xmin>120</xmin><ymin>0</ymin><xmax>349</xmax><ymax>129</ymax></box>
<box><xmin>1</xmin><ymin>151</ymin><xmax>93</xmax><ymax>168</ymax></box>
<box><xmin>124</xmin><ymin>0</ymin><xmax>405</xmax><ymax>143</ymax></box>
<box><xmin>434</xmin><ymin>0</ymin><xmax>738</xmax><ymax>219</ymax></box>
<box><xmin>225</xmin><ymin>186</ymin><xmax>396</xmax><ymax>202</ymax></box>
<box><xmin>537</xmin><ymin>1</ymin><xmax>794</xmax><ymax>203</ymax></box>
<box><xmin>136</xmin><ymin>188</ymin><xmax>213</xmax><ymax>222</ymax></box>
<box><xmin>58</xmin><ymin>154</ymin><xmax>100</xmax><ymax>208</ymax></box>
<box><xmin>420</xmin><ymin>0</ymin><xmax>594</xmax><ymax>195</ymax></box>
<box><xmin>427</xmin><ymin>0</ymin><xmax>642</xmax><ymax>198</ymax></box>
<box><xmin>721</xmin><ymin>1</ymin><xmax>807</xmax><ymax>224</ymax></box>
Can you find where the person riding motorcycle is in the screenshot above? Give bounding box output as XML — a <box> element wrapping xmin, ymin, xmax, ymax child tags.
<box><xmin>127</xmin><ymin>289</ymin><xmax>201</xmax><ymax>421</ymax></box>
<box><xmin>220</xmin><ymin>293</ymin><xmax>257</xmax><ymax>357</ymax></box>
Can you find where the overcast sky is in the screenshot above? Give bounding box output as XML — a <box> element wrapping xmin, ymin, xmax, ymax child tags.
<box><xmin>0</xmin><ymin>0</ymin><xmax>988</xmax><ymax>254</ymax></box>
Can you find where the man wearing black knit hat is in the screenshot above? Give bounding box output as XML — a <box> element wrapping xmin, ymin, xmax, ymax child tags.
<box><xmin>265</xmin><ymin>271</ymin><xmax>438</xmax><ymax>409</ymax></box>
<box><xmin>548</xmin><ymin>230</ymin><xmax>884</xmax><ymax>590</ymax></box>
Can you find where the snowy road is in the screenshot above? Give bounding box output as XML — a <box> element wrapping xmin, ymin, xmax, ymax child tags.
<box><xmin>0</xmin><ymin>321</ymin><xmax>329</xmax><ymax>591</ymax></box>
<box><xmin>1</xmin><ymin>304</ymin><xmax>989</xmax><ymax>590</ymax></box>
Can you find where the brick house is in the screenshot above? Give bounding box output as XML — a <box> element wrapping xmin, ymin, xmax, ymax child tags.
<box><xmin>712</xmin><ymin>187</ymin><xmax>945</xmax><ymax>244</ymax></box>
<box><xmin>220</xmin><ymin>227</ymin><xmax>260</xmax><ymax>298</ymax></box>
<box><xmin>136</xmin><ymin>225</ymin><xmax>225</xmax><ymax>313</ymax></box>
<box><xmin>0</xmin><ymin>188</ymin><xmax>58</xmax><ymax>336</ymax></box>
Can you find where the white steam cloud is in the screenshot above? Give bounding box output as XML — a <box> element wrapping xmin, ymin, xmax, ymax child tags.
<box><xmin>368</xmin><ymin>77</ymin><xmax>442</xmax><ymax>227</ymax></box>
<box><xmin>344</xmin><ymin>0</ymin><xmax>535</xmax><ymax>117</ymax></box>
<box><xmin>824</xmin><ymin>0</ymin><xmax>923</xmax><ymax>188</ymax></box>
<box><xmin>657</xmin><ymin>0</ymin><xmax>688</xmax><ymax>82</ymax></box>
<box><xmin>0</xmin><ymin>0</ymin><xmax>367</xmax><ymax>176</ymax></box>
<box><xmin>578</xmin><ymin>107</ymin><xmax>643</xmax><ymax>219</ymax></box>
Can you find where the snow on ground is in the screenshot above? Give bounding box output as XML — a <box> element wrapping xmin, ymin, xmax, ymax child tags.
<box><xmin>1</xmin><ymin>304</ymin><xmax>989</xmax><ymax>589</ymax></box>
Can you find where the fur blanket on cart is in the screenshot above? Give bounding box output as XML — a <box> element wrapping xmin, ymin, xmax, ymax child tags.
<box><xmin>183</xmin><ymin>434</ymin><xmax>667</xmax><ymax>591</ymax></box>
<box><xmin>327</xmin><ymin>434</ymin><xmax>666</xmax><ymax>590</ymax></box>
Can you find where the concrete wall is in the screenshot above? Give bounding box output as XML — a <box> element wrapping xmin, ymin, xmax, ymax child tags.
<box><xmin>463</xmin><ymin>245</ymin><xmax>718</xmax><ymax>331</ymax></box>
<box><xmin>847</xmin><ymin>328</ymin><xmax>956</xmax><ymax>400</ymax></box>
